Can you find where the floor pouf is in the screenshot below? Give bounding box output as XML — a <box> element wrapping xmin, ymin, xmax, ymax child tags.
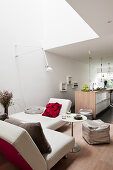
<box><xmin>79</xmin><ymin>109</ymin><xmax>93</xmax><ymax>120</ymax></box>
<box><xmin>82</xmin><ymin>119</ymin><xmax>110</xmax><ymax>144</ymax></box>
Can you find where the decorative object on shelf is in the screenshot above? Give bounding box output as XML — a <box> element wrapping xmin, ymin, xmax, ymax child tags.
<box><xmin>0</xmin><ymin>90</ymin><xmax>13</xmax><ymax>116</ymax></box>
<box><xmin>100</xmin><ymin>57</ymin><xmax>103</xmax><ymax>82</ymax></box>
<box><xmin>66</xmin><ymin>76</ymin><xmax>72</xmax><ymax>85</ymax></box>
<box><xmin>97</xmin><ymin>61</ymin><xmax>113</xmax><ymax>74</ymax></box>
<box><xmin>72</xmin><ymin>82</ymin><xmax>78</xmax><ymax>89</ymax></box>
<box><xmin>59</xmin><ymin>82</ymin><xmax>67</xmax><ymax>92</ymax></box>
<box><xmin>60</xmin><ymin>76</ymin><xmax>78</xmax><ymax>91</ymax></box>
<box><xmin>107</xmin><ymin>62</ymin><xmax>113</xmax><ymax>73</ymax></box>
<box><xmin>108</xmin><ymin>62</ymin><xmax>111</xmax><ymax>73</ymax></box>
<box><xmin>81</xmin><ymin>84</ymin><xmax>89</xmax><ymax>92</ymax></box>
<box><xmin>104</xmin><ymin>80</ymin><xmax>107</xmax><ymax>88</ymax></box>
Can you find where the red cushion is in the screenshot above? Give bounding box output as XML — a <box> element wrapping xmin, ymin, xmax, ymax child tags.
<box><xmin>42</xmin><ymin>103</ymin><xmax>62</xmax><ymax>118</ymax></box>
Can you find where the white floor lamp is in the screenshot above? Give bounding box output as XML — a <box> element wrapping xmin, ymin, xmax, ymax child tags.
<box><xmin>15</xmin><ymin>45</ymin><xmax>53</xmax><ymax>72</ymax></box>
<box><xmin>14</xmin><ymin>45</ymin><xmax>53</xmax><ymax>109</ymax></box>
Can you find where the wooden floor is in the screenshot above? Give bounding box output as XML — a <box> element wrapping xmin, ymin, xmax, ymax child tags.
<box><xmin>97</xmin><ymin>106</ymin><xmax>113</xmax><ymax>123</ymax></box>
<box><xmin>52</xmin><ymin>123</ymin><xmax>113</xmax><ymax>170</ymax></box>
<box><xmin>0</xmin><ymin>122</ymin><xmax>113</xmax><ymax>170</ymax></box>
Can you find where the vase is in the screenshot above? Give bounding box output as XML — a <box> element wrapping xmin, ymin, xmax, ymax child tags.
<box><xmin>4</xmin><ymin>107</ymin><xmax>8</xmax><ymax>115</ymax></box>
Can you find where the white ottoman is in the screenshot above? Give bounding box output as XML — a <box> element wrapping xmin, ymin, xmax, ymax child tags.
<box><xmin>82</xmin><ymin>119</ymin><xmax>110</xmax><ymax>144</ymax></box>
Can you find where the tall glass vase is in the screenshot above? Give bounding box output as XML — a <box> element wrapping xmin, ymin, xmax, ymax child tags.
<box><xmin>4</xmin><ymin>107</ymin><xmax>8</xmax><ymax>116</ymax></box>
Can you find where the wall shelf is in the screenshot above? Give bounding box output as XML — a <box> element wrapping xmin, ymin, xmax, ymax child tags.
<box><xmin>66</xmin><ymin>76</ymin><xmax>72</xmax><ymax>85</ymax></box>
<box><xmin>59</xmin><ymin>82</ymin><xmax>67</xmax><ymax>92</ymax></box>
<box><xmin>72</xmin><ymin>82</ymin><xmax>78</xmax><ymax>89</ymax></box>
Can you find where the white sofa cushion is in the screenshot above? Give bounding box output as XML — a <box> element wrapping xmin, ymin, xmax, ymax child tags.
<box><xmin>43</xmin><ymin>128</ymin><xmax>75</xmax><ymax>170</ymax></box>
<box><xmin>0</xmin><ymin>120</ymin><xmax>47</xmax><ymax>170</ymax></box>
<box><xmin>9</xmin><ymin>112</ymin><xmax>66</xmax><ymax>130</ymax></box>
<box><xmin>49</xmin><ymin>98</ymin><xmax>72</xmax><ymax>115</ymax></box>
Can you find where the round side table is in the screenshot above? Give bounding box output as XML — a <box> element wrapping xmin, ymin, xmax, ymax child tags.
<box><xmin>62</xmin><ymin>113</ymin><xmax>87</xmax><ymax>153</ymax></box>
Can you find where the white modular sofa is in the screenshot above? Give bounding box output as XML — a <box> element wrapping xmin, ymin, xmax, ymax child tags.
<box><xmin>0</xmin><ymin>98</ymin><xmax>75</xmax><ymax>170</ymax></box>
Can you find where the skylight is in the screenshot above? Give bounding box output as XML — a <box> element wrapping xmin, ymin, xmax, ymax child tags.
<box><xmin>42</xmin><ymin>0</ymin><xmax>99</xmax><ymax>50</ymax></box>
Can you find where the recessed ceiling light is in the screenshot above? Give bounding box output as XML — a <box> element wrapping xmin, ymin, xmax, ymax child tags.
<box><xmin>107</xmin><ymin>20</ymin><xmax>112</xmax><ymax>24</ymax></box>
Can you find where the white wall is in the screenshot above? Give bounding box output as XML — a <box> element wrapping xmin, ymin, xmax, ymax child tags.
<box><xmin>0</xmin><ymin>0</ymin><xmax>42</xmax><ymax>113</ymax></box>
<box><xmin>0</xmin><ymin>0</ymin><xmax>88</xmax><ymax>114</ymax></box>
<box><xmin>16</xmin><ymin>50</ymin><xmax>88</xmax><ymax>107</ymax></box>
<box><xmin>42</xmin><ymin>0</ymin><xmax>98</xmax><ymax>49</ymax></box>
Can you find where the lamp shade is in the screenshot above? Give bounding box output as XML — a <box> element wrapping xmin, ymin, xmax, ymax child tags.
<box><xmin>46</xmin><ymin>66</ymin><xmax>53</xmax><ymax>72</ymax></box>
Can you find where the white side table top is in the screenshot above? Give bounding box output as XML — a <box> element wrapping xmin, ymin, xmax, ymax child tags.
<box><xmin>62</xmin><ymin>113</ymin><xmax>87</xmax><ymax>123</ymax></box>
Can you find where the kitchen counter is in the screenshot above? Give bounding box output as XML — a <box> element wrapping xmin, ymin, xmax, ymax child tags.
<box><xmin>75</xmin><ymin>90</ymin><xmax>110</xmax><ymax>118</ymax></box>
<box><xmin>91</xmin><ymin>89</ymin><xmax>113</xmax><ymax>93</ymax></box>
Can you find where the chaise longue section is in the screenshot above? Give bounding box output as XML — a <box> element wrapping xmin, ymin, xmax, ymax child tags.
<box><xmin>0</xmin><ymin>120</ymin><xmax>75</xmax><ymax>170</ymax></box>
<box><xmin>9</xmin><ymin>98</ymin><xmax>72</xmax><ymax>130</ymax></box>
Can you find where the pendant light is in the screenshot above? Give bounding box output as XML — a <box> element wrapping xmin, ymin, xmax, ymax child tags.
<box><xmin>101</xmin><ymin>57</ymin><xmax>103</xmax><ymax>82</ymax></box>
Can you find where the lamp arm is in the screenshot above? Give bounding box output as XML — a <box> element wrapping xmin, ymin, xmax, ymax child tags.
<box><xmin>42</xmin><ymin>48</ymin><xmax>49</xmax><ymax>66</ymax></box>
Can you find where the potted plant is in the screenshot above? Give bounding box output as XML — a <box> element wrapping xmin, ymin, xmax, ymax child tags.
<box><xmin>81</xmin><ymin>84</ymin><xmax>89</xmax><ymax>92</ymax></box>
<box><xmin>0</xmin><ymin>90</ymin><xmax>13</xmax><ymax>116</ymax></box>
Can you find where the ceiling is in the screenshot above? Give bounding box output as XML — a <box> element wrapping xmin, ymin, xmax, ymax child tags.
<box><xmin>46</xmin><ymin>0</ymin><xmax>113</xmax><ymax>63</ymax></box>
